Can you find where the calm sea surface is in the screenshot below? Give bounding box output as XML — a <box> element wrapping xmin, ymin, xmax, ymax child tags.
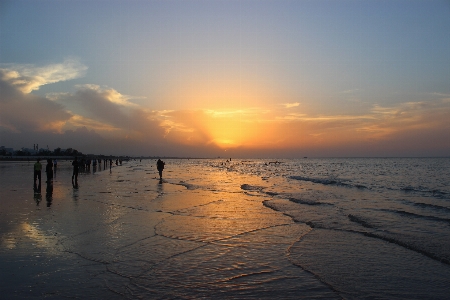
<box><xmin>1</xmin><ymin>157</ymin><xmax>449</xmax><ymax>299</ymax></box>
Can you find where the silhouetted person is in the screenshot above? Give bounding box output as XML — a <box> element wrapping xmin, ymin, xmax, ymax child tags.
<box><xmin>72</xmin><ymin>157</ymin><xmax>79</xmax><ymax>186</ymax></box>
<box><xmin>45</xmin><ymin>159</ymin><xmax>53</xmax><ymax>183</ymax></box>
<box><xmin>34</xmin><ymin>158</ymin><xmax>42</xmax><ymax>191</ymax></box>
<box><xmin>157</xmin><ymin>159</ymin><xmax>165</xmax><ymax>182</ymax></box>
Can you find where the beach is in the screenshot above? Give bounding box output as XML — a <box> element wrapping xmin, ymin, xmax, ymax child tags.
<box><xmin>1</xmin><ymin>158</ymin><xmax>449</xmax><ymax>299</ymax></box>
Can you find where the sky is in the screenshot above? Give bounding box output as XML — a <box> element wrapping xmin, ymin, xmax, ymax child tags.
<box><xmin>1</xmin><ymin>0</ymin><xmax>449</xmax><ymax>158</ymax></box>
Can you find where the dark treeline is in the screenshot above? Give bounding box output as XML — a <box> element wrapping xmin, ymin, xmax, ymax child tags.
<box><xmin>1</xmin><ymin>147</ymin><xmax>83</xmax><ymax>157</ymax></box>
<box><xmin>1</xmin><ymin>146</ymin><xmax>198</xmax><ymax>160</ymax></box>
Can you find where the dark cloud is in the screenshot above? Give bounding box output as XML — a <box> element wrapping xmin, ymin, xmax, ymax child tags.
<box><xmin>0</xmin><ymin>75</ymin><xmax>205</xmax><ymax>156</ymax></box>
<box><xmin>0</xmin><ymin>70</ymin><xmax>72</xmax><ymax>133</ymax></box>
<box><xmin>59</xmin><ymin>85</ymin><xmax>167</xmax><ymax>141</ymax></box>
<box><xmin>68</xmin><ymin>86</ymin><xmax>130</xmax><ymax>128</ymax></box>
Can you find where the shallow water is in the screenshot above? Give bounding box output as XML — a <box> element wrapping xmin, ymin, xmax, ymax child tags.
<box><xmin>203</xmin><ymin>158</ymin><xmax>450</xmax><ymax>299</ymax></box>
<box><xmin>0</xmin><ymin>158</ymin><xmax>449</xmax><ymax>299</ymax></box>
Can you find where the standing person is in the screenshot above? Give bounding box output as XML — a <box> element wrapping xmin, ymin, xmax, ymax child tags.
<box><xmin>72</xmin><ymin>157</ymin><xmax>79</xmax><ymax>186</ymax></box>
<box><xmin>34</xmin><ymin>158</ymin><xmax>42</xmax><ymax>190</ymax></box>
<box><xmin>157</xmin><ymin>159</ymin><xmax>165</xmax><ymax>182</ymax></box>
<box><xmin>45</xmin><ymin>159</ymin><xmax>53</xmax><ymax>183</ymax></box>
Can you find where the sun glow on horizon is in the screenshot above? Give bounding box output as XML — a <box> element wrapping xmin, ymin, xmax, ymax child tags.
<box><xmin>203</xmin><ymin>109</ymin><xmax>250</xmax><ymax>149</ymax></box>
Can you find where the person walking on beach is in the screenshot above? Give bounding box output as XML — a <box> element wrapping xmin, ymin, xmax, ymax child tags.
<box><xmin>72</xmin><ymin>157</ymin><xmax>79</xmax><ymax>186</ymax></box>
<box><xmin>45</xmin><ymin>159</ymin><xmax>53</xmax><ymax>183</ymax></box>
<box><xmin>34</xmin><ymin>158</ymin><xmax>42</xmax><ymax>190</ymax></box>
<box><xmin>157</xmin><ymin>159</ymin><xmax>165</xmax><ymax>181</ymax></box>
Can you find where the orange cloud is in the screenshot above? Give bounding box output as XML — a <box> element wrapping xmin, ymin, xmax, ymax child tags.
<box><xmin>157</xmin><ymin>98</ymin><xmax>450</xmax><ymax>154</ymax></box>
<box><xmin>67</xmin><ymin>115</ymin><xmax>119</xmax><ymax>132</ymax></box>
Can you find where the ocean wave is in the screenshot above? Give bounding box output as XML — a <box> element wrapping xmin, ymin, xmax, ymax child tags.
<box><xmin>400</xmin><ymin>186</ymin><xmax>449</xmax><ymax>199</ymax></box>
<box><xmin>177</xmin><ymin>181</ymin><xmax>199</xmax><ymax>190</ymax></box>
<box><xmin>362</xmin><ymin>231</ymin><xmax>450</xmax><ymax>266</ymax></box>
<box><xmin>265</xmin><ymin>191</ymin><xmax>279</xmax><ymax>196</ymax></box>
<box><xmin>262</xmin><ymin>200</ymin><xmax>281</xmax><ymax>212</ymax></box>
<box><xmin>400</xmin><ymin>199</ymin><xmax>450</xmax><ymax>213</ymax></box>
<box><xmin>289</xmin><ymin>176</ymin><xmax>368</xmax><ymax>189</ymax></box>
<box><xmin>288</xmin><ymin>197</ymin><xmax>334</xmax><ymax>206</ymax></box>
<box><xmin>347</xmin><ymin>214</ymin><xmax>374</xmax><ymax>228</ymax></box>
<box><xmin>381</xmin><ymin>209</ymin><xmax>450</xmax><ymax>224</ymax></box>
<box><xmin>240</xmin><ymin>184</ymin><xmax>264</xmax><ymax>191</ymax></box>
<box><xmin>412</xmin><ymin>202</ymin><xmax>450</xmax><ymax>213</ymax></box>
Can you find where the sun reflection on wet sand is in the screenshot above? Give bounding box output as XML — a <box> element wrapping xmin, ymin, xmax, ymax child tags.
<box><xmin>0</xmin><ymin>160</ymin><xmax>338</xmax><ymax>299</ymax></box>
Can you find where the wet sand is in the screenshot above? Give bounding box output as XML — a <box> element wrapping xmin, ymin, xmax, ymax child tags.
<box><xmin>0</xmin><ymin>160</ymin><xmax>338</xmax><ymax>299</ymax></box>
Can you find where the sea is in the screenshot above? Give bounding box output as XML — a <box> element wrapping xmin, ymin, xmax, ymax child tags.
<box><xmin>1</xmin><ymin>157</ymin><xmax>449</xmax><ymax>299</ymax></box>
<box><xmin>208</xmin><ymin>157</ymin><xmax>450</xmax><ymax>298</ymax></box>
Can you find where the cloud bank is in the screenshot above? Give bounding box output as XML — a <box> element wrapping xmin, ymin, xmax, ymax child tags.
<box><xmin>1</xmin><ymin>60</ymin><xmax>449</xmax><ymax>157</ymax></box>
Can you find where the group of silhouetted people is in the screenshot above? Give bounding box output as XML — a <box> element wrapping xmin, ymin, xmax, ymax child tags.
<box><xmin>33</xmin><ymin>157</ymin><xmax>84</xmax><ymax>190</ymax></box>
<box><xmin>34</xmin><ymin>157</ymin><xmax>167</xmax><ymax>193</ymax></box>
<box><xmin>33</xmin><ymin>158</ymin><xmax>55</xmax><ymax>207</ymax></box>
<box><xmin>33</xmin><ymin>158</ymin><xmax>55</xmax><ymax>189</ymax></box>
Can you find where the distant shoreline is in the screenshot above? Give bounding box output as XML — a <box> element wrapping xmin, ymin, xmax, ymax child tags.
<box><xmin>1</xmin><ymin>156</ymin><xmax>448</xmax><ymax>162</ymax></box>
<box><xmin>0</xmin><ymin>156</ymin><xmax>207</xmax><ymax>161</ymax></box>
